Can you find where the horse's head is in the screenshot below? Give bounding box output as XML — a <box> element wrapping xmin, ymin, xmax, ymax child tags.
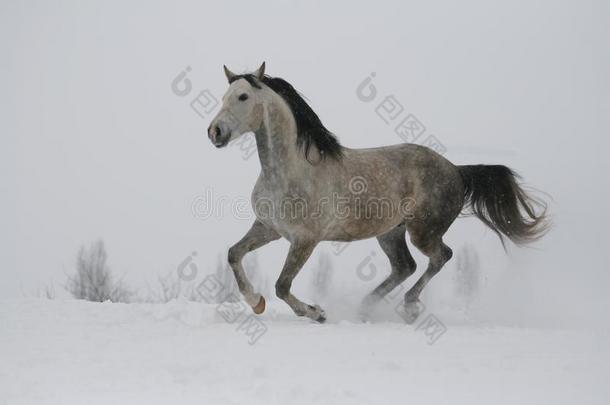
<box><xmin>207</xmin><ymin>62</ymin><xmax>266</xmax><ymax>148</ymax></box>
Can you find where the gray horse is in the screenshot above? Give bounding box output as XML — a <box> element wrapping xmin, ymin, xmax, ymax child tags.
<box><xmin>207</xmin><ymin>62</ymin><xmax>547</xmax><ymax>323</ymax></box>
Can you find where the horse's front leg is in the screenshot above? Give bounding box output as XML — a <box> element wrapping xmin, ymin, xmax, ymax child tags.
<box><xmin>228</xmin><ymin>220</ymin><xmax>280</xmax><ymax>314</ymax></box>
<box><xmin>275</xmin><ymin>240</ymin><xmax>326</xmax><ymax>322</ymax></box>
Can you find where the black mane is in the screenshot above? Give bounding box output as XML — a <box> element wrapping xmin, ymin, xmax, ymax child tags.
<box><xmin>229</xmin><ymin>74</ymin><xmax>343</xmax><ymax>162</ymax></box>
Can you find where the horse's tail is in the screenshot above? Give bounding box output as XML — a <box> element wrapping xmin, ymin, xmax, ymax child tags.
<box><xmin>459</xmin><ymin>164</ymin><xmax>549</xmax><ymax>247</ymax></box>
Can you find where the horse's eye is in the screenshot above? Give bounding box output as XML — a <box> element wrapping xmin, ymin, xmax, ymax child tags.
<box><xmin>238</xmin><ymin>93</ymin><xmax>249</xmax><ymax>101</ymax></box>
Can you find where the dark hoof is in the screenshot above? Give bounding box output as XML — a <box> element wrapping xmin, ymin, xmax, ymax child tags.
<box><xmin>308</xmin><ymin>304</ymin><xmax>326</xmax><ymax>323</ymax></box>
<box><xmin>252</xmin><ymin>296</ymin><xmax>266</xmax><ymax>314</ymax></box>
<box><xmin>398</xmin><ymin>300</ymin><xmax>423</xmax><ymax>324</ymax></box>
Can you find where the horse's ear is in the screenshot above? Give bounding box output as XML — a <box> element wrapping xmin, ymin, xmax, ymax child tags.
<box><xmin>223</xmin><ymin>65</ymin><xmax>236</xmax><ymax>82</ymax></box>
<box><xmin>253</xmin><ymin>61</ymin><xmax>266</xmax><ymax>80</ymax></box>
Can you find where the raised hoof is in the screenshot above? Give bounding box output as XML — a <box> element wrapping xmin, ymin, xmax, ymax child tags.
<box><xmin>252</xmin><ymin>296</ymin><xmax>266</xmax><ymax>314</ymax></box>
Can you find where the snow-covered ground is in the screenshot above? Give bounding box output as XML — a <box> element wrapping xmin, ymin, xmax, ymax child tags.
<box><xmin>1</xmin><ymin>299</ymin><xmax>608</xmax><ymax>404</ymax></box>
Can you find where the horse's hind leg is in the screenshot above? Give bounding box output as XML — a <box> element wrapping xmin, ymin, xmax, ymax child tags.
<box><xmin>275</xmin><ymin>240</ymin><xmax>326</xmax><ymax>322</ymax></box>
<box><xmin>360</xmin><ymin>224</ymin><xmax>416</xmax><ymax>315</ymax></box>
<box><xmin>399</xmin><ymin>232</ymin><xmax>453</xmax><ymax>323</ymax></box>
<box><xmin>228</xmin><ymin>220</ymin><xmax>280</xmax><ymax>313</ymax></box>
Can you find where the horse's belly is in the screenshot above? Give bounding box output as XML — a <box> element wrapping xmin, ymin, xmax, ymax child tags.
<box><xmin>321</xmin><ymin>215</ymin><xmax>404</xmax><ymax>241</ymax></box>
<box><xmin>251</xmin><ymin>179</ymin><xmax>408</xmax><ymax>242</ymax></box>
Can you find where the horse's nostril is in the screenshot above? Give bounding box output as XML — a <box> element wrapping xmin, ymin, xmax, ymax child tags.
<box><xmin>208</xmin><ymin>125</ymin><xmax>221</xmax><ymax>141</ymax></box>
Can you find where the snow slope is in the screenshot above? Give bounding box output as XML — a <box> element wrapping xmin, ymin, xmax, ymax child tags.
<box><xmin>1</xmin><ymin>299</ymin><xmax>608</xmax><ymax>404</ymax></box>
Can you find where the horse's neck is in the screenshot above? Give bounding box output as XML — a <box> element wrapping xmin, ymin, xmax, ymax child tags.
<box><xmin>254</xmin><ymin>97</ymin><xmax>307</xmax><ymax>183</ymax></box>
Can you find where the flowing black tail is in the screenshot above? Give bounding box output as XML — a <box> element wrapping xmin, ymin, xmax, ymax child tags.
<box><xmin>459</xmin><ymin>165</ymin><xmax>549</xmax><ymax>247</ymax></box>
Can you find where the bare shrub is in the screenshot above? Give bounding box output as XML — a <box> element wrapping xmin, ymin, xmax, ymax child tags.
<box><xmin>147</xmin><ymin>270</ymin><xmax>205</xmax><ymax>303</ymax></box>
<box><xmin>215</xmin><ymin>253</ymin><xmax>239</xmax><ymax>303</ymax></box>
<box><xmin>149</xmin><ymin>271</ymin><xmax>183</xmax><ymax>303</ymax></box>
<box><xmin>39</xmin><ymin>283</ymin><xmax>56</xmax><ymax>299</ymax></box>
<box><xmin>453</xmin><ymin>243</ymin><xmax>481</xmax><ymax>308</ymax></box>
<box><xmin>28</xmin><ymin>282</ymin><xmax>56</xmax><ymax>299</ymax></box>
<box><xmin>66</xmin><ymin>240</ymin><xmax>132</xmax><ymax>302</ymax></box>
<box><xmin>310</xmin><ymin>251</ymin><xmax>333</xmax><ymax>301</ymax></box>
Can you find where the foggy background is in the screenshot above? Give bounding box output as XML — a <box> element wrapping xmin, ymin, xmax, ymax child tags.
<box><xmin>2</xmin><ymin>0</ymin><xmax>609</xmax><ymax>328</ymax></box>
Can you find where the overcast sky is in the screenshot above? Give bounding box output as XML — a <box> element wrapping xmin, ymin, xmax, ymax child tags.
<box><xmin>2</xmin><ymin>0</ymin><xmax>609</xmax><ymax>327</ymax></box>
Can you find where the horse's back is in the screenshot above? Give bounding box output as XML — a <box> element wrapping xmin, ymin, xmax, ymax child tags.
<box><xmin>340</xmin><ymin>143</ymin><xmax>460</xmax><ymax>186</ymax></box>
<box><xmin>339</xmin><ymin>143</ymin><xmax>464</xmax><ymax>234</ymax></box>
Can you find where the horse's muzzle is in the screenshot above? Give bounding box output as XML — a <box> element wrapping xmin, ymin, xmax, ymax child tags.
<box><xmin>207</xmin><ymin>124</ymin><xmax>230</xmax><ymax>148</ymax></box>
